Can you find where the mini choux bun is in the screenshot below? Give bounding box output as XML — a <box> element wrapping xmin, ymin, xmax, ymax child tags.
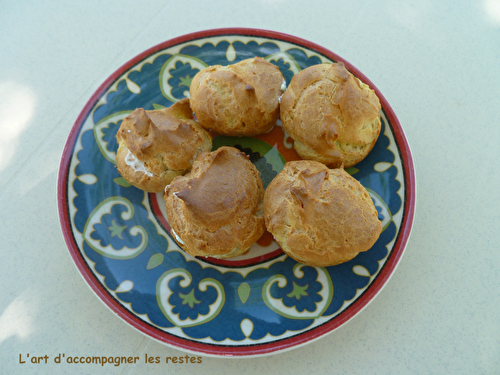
<box><xmin>264</xmin><ymin>160</ymin><xmax>382</xmax><ymax>267</ymax></box>
<box><xmin>164</xmin><ymin>146</ymin><xmax>266</xmax><ymax>259</ymax></box>
<box><xmin>280</xmin><ymin>62</ymin><xmax>381</xmax><ymax>168</ymax></box>
<box><xmin>115</xmin><ymin>98</ymin><xmax>212</xmax><ymax>193</ymax></box>
<box><xmin>189</xmin><ymin>57</ymin><xmax>285</xmax><ymax>136</ymax></box>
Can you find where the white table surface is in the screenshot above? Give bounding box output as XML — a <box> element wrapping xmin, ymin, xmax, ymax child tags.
<box><xmin>1</xmin><ymin>1</ymin><xmax>499</xmax><ymax>374</ymax></box>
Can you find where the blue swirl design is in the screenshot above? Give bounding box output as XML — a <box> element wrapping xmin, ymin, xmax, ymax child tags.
<box><xmin>354</xmin><ymin>116</ymin><xmax>402</xmax><ymax>218</ymax></box>
<box><xmin>70</xmin><ymin>37</ymin><xmax>404</xmax><ymax>343</ymax></box>
<box><xmin>266</xmin><ymin>265</ymin><xmax>326</xmax><ymax>314</ymax></box>
<box><xmin>87</xmin><ymin>200</ymin><xmax>144</xmax><ymax>252</ymax></box>
<box><xmin>166</xmin><ymin>60</ymin><xmax>200</xmax><ymax>100</ymax></box>
<box><xmin>101</xmin><ymin>120</ymin><xmax>120</xmax><ymax>156</ymax></box>
<box><xmin>93</xmin><ymin>53</ymin><xmax>176</xmax><ymax>124</ymax></box>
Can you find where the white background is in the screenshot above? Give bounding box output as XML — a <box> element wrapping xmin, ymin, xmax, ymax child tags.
<box><xmin>1</xmin><ymin>0</ymin><xmax>499</xmax><ymax>374</ymax></box>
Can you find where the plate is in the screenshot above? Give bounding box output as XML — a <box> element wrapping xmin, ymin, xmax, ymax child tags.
<box><xmin>57</xmin><ymin>28</ymin><xmax>416</xmax><ymax>357</ymax></box>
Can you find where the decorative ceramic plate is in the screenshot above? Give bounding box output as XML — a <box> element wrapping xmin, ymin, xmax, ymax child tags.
<box><xmin>57</xmin><ymin>28</ymin><xmax>416</xmax><ymax>357</ymax></box>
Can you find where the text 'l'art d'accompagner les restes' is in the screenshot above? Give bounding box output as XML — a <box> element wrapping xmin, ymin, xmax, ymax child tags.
<box><xmin>18</xmin><ymin>353</ymin><xmax>203</xmax><ymax>367</ymax></box>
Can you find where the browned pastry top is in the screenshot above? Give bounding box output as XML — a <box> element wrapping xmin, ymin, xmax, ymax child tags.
<box><xmin>115</xmin><ymin>98</ymin><xmax>212</xmax><ymax>193</ymax></box>
<box><xmin>280</xmin><ymin>62</ymin><xmax>381</xmax><ymax>168</ymax></box>
<box><xmin>189</xmin><ymin>57</ymin><xmax>284</xmax><ymax>136</ymax></box>
<box><xmin>164</xmin><ymin>146</ymin><xmax>265</xmax><ymax>258</ymax></box>
<box><xmin>264</xmin><ymin>160</ymin><xmax>382</xmax><ymax>267</ymax></box>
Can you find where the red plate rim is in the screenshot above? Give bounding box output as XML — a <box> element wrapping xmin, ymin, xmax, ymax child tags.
<box><xmin>57</xmin><ymin>27</ymin><xmax>416</xmax><ymax>357</ymax></box>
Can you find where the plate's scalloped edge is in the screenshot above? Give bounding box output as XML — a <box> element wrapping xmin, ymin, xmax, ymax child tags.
<box><xmin>56</xmin><ymin>27</ymin><xmax>416</xmax><ymax>358</ymax></box>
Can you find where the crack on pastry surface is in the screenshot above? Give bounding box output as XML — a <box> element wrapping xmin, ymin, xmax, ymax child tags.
<box><xmin>264</xmin><ymin>160</ymin><xmax>382</xmax><ymax>267</ymax></box>
<box><xmin>280</xmin><ymin>62</ymin><xmax>381</xmax><ymax>168</ymax></box>
<box><xmin>164</xmin><ymin>146</ymin><xmax>265</xmax><ymax>259</ymax></box>
<box><xmin>115</xmin><ymin>98</ymin><xmax>212</xmax><ymax>193</ymax></box>
<box><xmin>189</xmin><ymin>57</ymin><xmax>285</xmax><ymax>137</ymax></box>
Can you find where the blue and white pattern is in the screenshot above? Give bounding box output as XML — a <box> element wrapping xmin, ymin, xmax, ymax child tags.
<box><xmin>63</xmin><ymin>34</ymin><xmax>406</xmax><ymax>348</ymax></box>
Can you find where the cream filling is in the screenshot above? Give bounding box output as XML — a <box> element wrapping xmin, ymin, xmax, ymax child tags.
<box><xmin>124</xmin><ymin>149</ymin><xmax>154</xmax><ymax>177</ymax></box>
<box><xmin>171</xmin><ymin>228</ymin><xmax>185</xmax><ymax>245</ymax></box>
<box><xmin>279</xmin><ymin>79</ymin><xmax>286</xmax><ymax>104</ymax></box>
<box><xmin>281</xmin><ymin>78</ymin><xmax>287</xmax><ymax>92</ymax></box>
